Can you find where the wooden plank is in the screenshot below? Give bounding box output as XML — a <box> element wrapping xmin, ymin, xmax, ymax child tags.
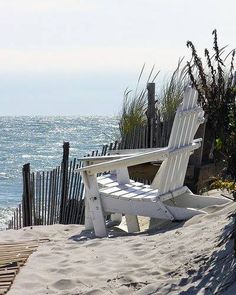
<box><xmin>0</xmin><ymin>283</ymin><xmax>11</xmax><ymax>287</ymax></box>
<box><xmin>0</xmin><ymin>251</ymin><xmax>33</xmax><ymax>257</ymax></box>
<box><xmin>0</xmin><ymin>238</ymin><xmax>49</xmax><ymax>246</ymax></box>
<box><xmin>0</xmin><ymin>267</ymin><xmax>19</xmax><ymax>273</ymax></box>
<box><xmin>0</xmin><ymin>276</ymin><xmax>14</xmax><ymax>283</ymax></box>
<box><xmin>0</xmin><ymin>270</ymin><xmax>17</xmax><ymax>276</ymax></box>
<box><xmin>0</xmin><ymin>239</ymin><xmax>49</xmax><ymax>294</ymax></box>
<box><xmin>0</xmin><ymin>253</ymin><xmax>32</xmax><ymax>259</ymax></box>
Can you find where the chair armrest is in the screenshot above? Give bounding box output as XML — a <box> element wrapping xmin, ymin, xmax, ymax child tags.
<box><xmin>77</xmin><ymin>154</ymin><xmax>139</xmax><ymax>164</ymax></box>
<box><xmin>76</xmin><ymin>148</ymin><xmax>169</xmax><ymax>175</ymax></box>
<box><xmin>108</xmin><ymin>148</ymin><xmax>161</xmax><ymax>155</ymax></box>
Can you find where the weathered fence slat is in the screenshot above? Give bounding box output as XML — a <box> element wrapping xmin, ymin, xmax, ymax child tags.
<box><xmin>59</xmin><ymin>142</ymin><xmax>69</xmax><ymax>224</ymax></box>
<box><xmin>22</xmin><ymin>164</ymin><xmax>32</xmax><ymax>227</ymax></box>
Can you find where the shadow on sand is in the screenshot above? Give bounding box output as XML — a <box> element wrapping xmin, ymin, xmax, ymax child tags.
<box><xmin>177</xmin><ymin>216</ymin><xmax>236</xmax><ymax>294</ymax></box>
<box><xmin>69</xmin><ymin>219</ymin><xmax>184</xmax><ymax>242</ymax></box>
<box><xmin>69</xmin><ymin>214</ymin><xmax>236</xmax><ymax>294</ymax></box>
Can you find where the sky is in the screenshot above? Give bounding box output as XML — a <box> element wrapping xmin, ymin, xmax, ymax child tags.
<box><xmin>0</xmin><ymin>0</ymin><xmax>235</xmax><ymax>116</ymax></box>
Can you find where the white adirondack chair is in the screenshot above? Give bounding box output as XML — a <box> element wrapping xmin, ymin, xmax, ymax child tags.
<box><xmin>77</xmin><ymin>87</ymin><xmax>231</xmax><ymax>237</ymax></box>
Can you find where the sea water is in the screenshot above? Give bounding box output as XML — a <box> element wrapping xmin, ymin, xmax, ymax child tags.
<box><xmin>0</xmin><ymin>116</ymin><xmax>119</xmax><ymax>229</ymax></box>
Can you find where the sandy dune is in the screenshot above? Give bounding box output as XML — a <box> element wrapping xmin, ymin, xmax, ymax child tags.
<box><xmin>1</xmin><ymin>194</ymin><xmax>236</xmax><ymax>295</ymax></box>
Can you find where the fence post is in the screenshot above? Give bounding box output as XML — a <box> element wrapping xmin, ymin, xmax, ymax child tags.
<box><xmin>59</xmin><ymin>142</ymin><xmax>70</xmax><ymax>223</ymax></box>
<box><xmin>147</xmin><ymin>83</ymin><xmax>156</xmax><ymax>147</ymax></box>
<box><xmin>22</xmin><ymin>163</ymin><xmax>32</xmax><ymax>227</ymax></box>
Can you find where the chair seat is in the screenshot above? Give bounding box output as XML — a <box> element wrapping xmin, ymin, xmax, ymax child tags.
<box><xmin>97</xmin><ymin>174</ymin><xmax>144</xmax><ymax>187</ymax></box>
<box><xmin>98</xmin><ymin>174</ymin><xmax>158</xmax><ymax>201</ymax></box>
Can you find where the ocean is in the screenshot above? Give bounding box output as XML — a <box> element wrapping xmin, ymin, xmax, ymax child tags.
<box><xmin>0</xmin><ymin>116</ymin><xmax>119</xmax><ymax>229</ymax></box>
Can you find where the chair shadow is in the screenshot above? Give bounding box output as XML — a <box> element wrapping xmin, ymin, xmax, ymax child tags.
<box><xmin>69</xmin><ymin>220</ymin><xmax>184</xmax><ymax>242</ymax></box>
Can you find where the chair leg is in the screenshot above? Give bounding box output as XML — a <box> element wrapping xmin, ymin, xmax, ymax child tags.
<box><xmin>84</xmin><ymin>197</ymin><xmax>93</xmax><ymax>230</ymax></box>
<box><xmin>88</xmin><ymin>196</ymin><xmax>107</xmax><ymax>237</ymax></box>
<box><xmin>82</xmin><ymin>172</ymin><xmax>107</xmax><ymax>237</ymax></box>
<box><xmin>125</xmin><ymin>215</ymin><xmax>140</xmax><ymax>233</ymax></box>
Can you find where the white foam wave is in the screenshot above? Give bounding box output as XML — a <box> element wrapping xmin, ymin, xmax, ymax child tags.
<box><xmin>0</xmin><ymin>207</ymin><xmax>15</xmax><ymax>230</ymax></box>
<box><xmin>0</xmin><ymin>172</ymin><xmax>9</xmax><ymax>179</ymax></box>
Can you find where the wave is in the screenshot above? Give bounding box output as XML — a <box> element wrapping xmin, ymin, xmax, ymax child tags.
<box><xmin>22</xmin><ymin>154</ymin><xmax>58</xmax><ymax>159</ymax></box>
<box><xmin>0</xmin><ymin>207</ymin><xmax>15</xmax><ymax>230</ymax></box>
<box><xmin>0</xmin><ymin>172</ymin><xmax>9</xmax><ymax>179</ymax></box>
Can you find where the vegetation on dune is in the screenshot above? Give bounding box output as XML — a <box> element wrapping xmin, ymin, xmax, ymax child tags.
<box><xmin>119</xmin><ymin>60</ymin><xmax>188</xmax><ymax>143</ymax></box>
<box><xmin>157</xmin><ymin>58</ymin><xmax>188</xmax><ymax>122</ymax></box>
<box><xmin>119</xmin><ymin>64</ymin><xmax>159</xmax><ymax>137</ymax></box>
<box><xmin>186</xmin><ymin>29</ymin><xmax>236</xmax><ymax>180</ymax></box>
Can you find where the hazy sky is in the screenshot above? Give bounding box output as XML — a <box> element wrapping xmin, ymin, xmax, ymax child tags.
<box><xmin>0</xmin><ymin>0</ymin><xmax>235</xmax><ymax>115</ymax></box>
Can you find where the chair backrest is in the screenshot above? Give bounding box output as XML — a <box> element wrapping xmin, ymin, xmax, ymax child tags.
<box><xmin>151</xmin><ymin>87</ymin><xmax>204</xmax><ymax>194</ymax></box>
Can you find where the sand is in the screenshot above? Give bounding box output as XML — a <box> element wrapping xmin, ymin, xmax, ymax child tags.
<box><xmin>1</xmin><ymin>192</ymin><xmax>236</xmax><ymax>295</ymax></box>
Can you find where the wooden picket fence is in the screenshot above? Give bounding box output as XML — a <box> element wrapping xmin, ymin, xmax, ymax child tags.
<box><xmin>7</xmin><ymin>143</ymin><xmax>108</xmax><ymax>230</ymax></box>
